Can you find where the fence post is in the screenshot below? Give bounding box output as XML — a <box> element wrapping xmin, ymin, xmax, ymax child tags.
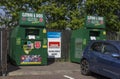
<box><xmin>0</xmin><ymin>29</ymin><xmax>7</xmax><ymax>76</ymax></box>
<box><xmin>117</xmin><ymin>32</ymin><xmax>120</xmax><ymax>41</ymax></box>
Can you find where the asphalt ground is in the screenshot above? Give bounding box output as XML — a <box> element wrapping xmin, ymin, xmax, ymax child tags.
<box><xmin>0</xmin><ymin>62</ymin><xmax>109</xmax><ymax>79</ymax></box>
<box><xmin>7</xmin><ymin>62</ymin><xmax>80</xmax><ymax>76</ymax></box>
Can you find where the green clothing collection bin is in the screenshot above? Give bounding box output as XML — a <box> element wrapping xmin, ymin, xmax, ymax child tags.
<box><xmin>70</xmin><ymin>16</ymin><xmax>106</xmax><ymax>63</ymax></box>
<box><xmin>10</xmin><ymin>12</ymin><xmax>47</xmax><ymax>65</ymax></box>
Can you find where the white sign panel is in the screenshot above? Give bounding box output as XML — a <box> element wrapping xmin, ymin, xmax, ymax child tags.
<box><xmin>47</xmin><ymin>32</ymin><xmax>61</xmax><ymax>58</ymax></box>
<box><xmin>90</xmin><ymin>36</ymin><xmax>96</xmax><ymax>40</ymax></box>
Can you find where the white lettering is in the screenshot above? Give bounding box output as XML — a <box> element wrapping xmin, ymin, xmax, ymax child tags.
<box><xmin>36</xmin><ymin>14</ymin><xmax>43</xmax><ymax>18</ymax></box>
<box><xmin>98</xmin><ymin>17</ymin><xmax>103</xmax><ymax>20</ymax></box>
<box><xmin>87</xmin><ymin>16</ymin><xmax>103</xmax><ymax>21</ymax></box>
<box><xmin>22</xmin><ymin>13</ymin><xmax>33</xmax><ymax>17</ymax></box>
<box><xmin>22</xmin><ymin>13</ymin><xmax>43</xmax><ymax>18</ymax></box>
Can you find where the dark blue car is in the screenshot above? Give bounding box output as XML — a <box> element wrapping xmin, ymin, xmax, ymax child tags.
<box><xmin>81</xmin><ymin>40</ymin><xmax>120</xmax><ymax>79</ymax></box>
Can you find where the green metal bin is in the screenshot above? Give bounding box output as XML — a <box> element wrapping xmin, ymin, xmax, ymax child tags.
<box><xmin>70</xmin><ymin>16</ymin><xmax>106</xmax><ymax>63</ymax></box>
<box><xmin>9</xmin><ymin>12</ymin><xmax>47</xmax><ymax>65</ymax></box>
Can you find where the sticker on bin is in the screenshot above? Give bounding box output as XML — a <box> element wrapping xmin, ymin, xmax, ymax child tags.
<box><xmin>35</xmin><ymin>41</ymin><xmax>41</xmax><ymax>49</ymax></box>
<box><xmin>21</xmin><ymin>55</ymin><xmax>42</xmax><ymax>64</ymax></box>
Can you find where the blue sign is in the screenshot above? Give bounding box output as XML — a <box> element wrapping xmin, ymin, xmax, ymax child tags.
<box><xmin>47</xmin><ymin>32</ymin><xmax>61</xmax><ymax>38</ymax></box>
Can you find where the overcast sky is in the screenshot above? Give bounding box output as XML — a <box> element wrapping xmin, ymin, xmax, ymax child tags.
<box><xmin>0</xmin><ymin>8</ymin><xmax>5</xmax><ymax>16</ymax></box>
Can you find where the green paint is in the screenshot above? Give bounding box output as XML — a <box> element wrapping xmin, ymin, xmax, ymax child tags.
<box><xmin>83</xmin><ymin>39</ymin><xmax>86</xmax><ymax>45</ymax></box>
<box><xmin>85</xmin><ymin>16</ymin><xmax>105</xmax><ymax>29</ymax></box>
<box><xmin>19</xmin><ymin>12</ymin><xmax>46</xmax><ymax>27</ymax></box>
<box><xmin>16</xmin><ymin>38</ymin><xmax>21</xmax><ymax>45</ymax></box>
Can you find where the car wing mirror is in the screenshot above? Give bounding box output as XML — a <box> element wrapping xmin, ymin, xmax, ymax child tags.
<box><xmin>112</xmin><ymin>53</ymin><xmax>120</xmax><ymax>58</ymax></box>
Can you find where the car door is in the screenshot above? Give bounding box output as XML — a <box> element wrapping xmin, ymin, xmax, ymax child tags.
<box><xmin>111</xmin><ymin>56</ymin><xmax>120</xmax><ymax>78</ymax></box>
<box><xmin>100</xmin><ymin>43</ymin><xmax>120</xmax><ymax>78</ymax></box>
<box><xmin>88</xmin><ymin>42</ymin><xmax>103</xmax><ymax>72</ymax></box>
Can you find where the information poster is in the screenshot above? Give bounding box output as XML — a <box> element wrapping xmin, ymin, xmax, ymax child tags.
<box><xmin>47</xmin><ymin>32</ymin><xmax>61</xmax><ymax>58</ymax></box>
<box><xmin>21</xmin><ymin>55</ymin><xmax>42</xmax><ymax>64</ymax></box>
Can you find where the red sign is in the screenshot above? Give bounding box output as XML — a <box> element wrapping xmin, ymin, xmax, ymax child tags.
<box><xmin>39</xmin><ymin>18</ymin><xmax>43</xmax><ymax>22</ymax></box>
<box><xmin>35</xmin><ymin>41</ymin><xmax>41</xmax><ymax>49</ymax></box>
<box><xmin>49</xmin><ymin>42</ymin><xmax>60</xmax><ymax>48</ymax></box>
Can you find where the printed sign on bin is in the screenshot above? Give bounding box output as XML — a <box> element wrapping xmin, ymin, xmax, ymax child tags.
<box><xmin>49</xmin><ymin>42</ymin><xmax>60</xmax><ymax>48</ymax></box>
<box><xmin>35</xmin><ymin>41</ymin><xmax>41</xmax><ymax>49</ymax></box>
<box><xmin>47</xmin><ymin>32</ymin><xmax>61</xmax><ymax>58</ymax></box>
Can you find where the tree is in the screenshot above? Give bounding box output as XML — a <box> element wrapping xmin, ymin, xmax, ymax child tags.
<box><xmin>0</xmin><ymin>0</ymin><xmax>85</xmax><ymax>30</ymax></box>
<box><xmin>1</xmin><ymin>0</ymin><xmax>119</xmax><ymax>31</ymax></box>
<box><xmin>85</xmin><ymin>0</ymin><xmax>120</xmax><ymax>31</ymax></box>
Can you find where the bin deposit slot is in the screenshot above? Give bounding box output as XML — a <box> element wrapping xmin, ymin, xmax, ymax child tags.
<box><xmin>25</xmin><ymin>29</ymin><xmax>39</xmax><ymax>39</ymax></box>
<box><xmin>89</xmin><ymin>31</ymin><xmax>100</xmax><ymax>40</ymax></box>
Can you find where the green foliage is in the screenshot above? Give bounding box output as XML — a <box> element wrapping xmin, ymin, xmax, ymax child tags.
<box><xmin>0</xmin><ymin>0</ymin><xmax>85</xmax><ymax>30</ymax></box>
<box><xmin>85</xmin><ymin>0</ymin><xmax>120</xmax><ymax>31</ymax></box>
<box><xmin>0</xmin><ymin>0</ymin><xmax>119</xmax><ymax>31</ymax></box>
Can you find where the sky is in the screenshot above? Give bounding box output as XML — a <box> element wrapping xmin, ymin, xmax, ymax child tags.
<box><xmin>0</xmin><ymin>7</ymin><xmax>5</xmax><ymax>16</ymax></box>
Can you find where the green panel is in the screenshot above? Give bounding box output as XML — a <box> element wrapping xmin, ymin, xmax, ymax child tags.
<box><xmin>75</xmin><ymin>38</ymin><xmax>82</xmax><ymax>58</ymax></box>
<box><xmin>70</xmin><ymin>38</ymin><xmax>75</xmax><ymax>62</ymax></box>
<box><xmin>70</xmin><ymin>29</ymin><xmax>86</xmax><ymax>63</ymax></box>
<box><xmin>19</xmin><ymin>12</ymin><xmax>46</xmax><ymax>27</ymax></box>
<box><xmin>70</xmin><ymin>38</ymin><xmax>84</xmax><ymax>63</ymax></box>
<box><xmin>10</xmin><ymin>26</ymin><xmax>47</xmax><ymax>66</ymax></box>
<box><xmin>73</xmin><ymin>38</ymin><xmax>83</xmax><ymax>63</ymax></box>
<box><xmin>85</xmin><ymin>16</ymin><xmax>105</xmax><ymax>29</ymax></box>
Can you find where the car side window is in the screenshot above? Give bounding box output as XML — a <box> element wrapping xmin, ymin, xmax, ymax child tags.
<box><xmin>91</xmin><ymin>42</ymin><xmax>102</xmax><ymax>52</ymax></box>
<box><xmin>102</xmin><ymin>43</ymin><xmax>118</xmax><ymax>55</ymax></box>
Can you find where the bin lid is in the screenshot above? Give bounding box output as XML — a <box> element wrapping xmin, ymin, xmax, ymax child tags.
<box><xmin>85</xmin><ymin>16</ymin><xmax>105</xmax><ymax>29</ymax></box>
<box><xmin>19</xmin><ymin>12</ymin><xmax>46</xmax><ymax>27</ymax></box>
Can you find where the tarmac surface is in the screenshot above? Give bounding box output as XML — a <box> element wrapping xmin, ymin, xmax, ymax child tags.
<box><xmin>7</xmin><ymin>62</ymin><xmax>80</xmax><ymax>76</ymax></box>
<box><xmin>0</xmin><ymin>62</ymin><xmax>109</xmax><ymax>79</ymax></box>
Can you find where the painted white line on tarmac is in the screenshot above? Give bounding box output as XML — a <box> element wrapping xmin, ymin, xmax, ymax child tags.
<box><xmin>64</xmin><ymin>75</ymin><xmax>75</xmax><ymax>79</ymax></box>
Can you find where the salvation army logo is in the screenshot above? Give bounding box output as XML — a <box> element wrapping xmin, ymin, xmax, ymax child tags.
<box><xmin>22</xmin><ymin>17</ymin><xmax>26</xmax><ymax>21</ymax></box>
<box><xmin>35</xmin><ymin>41</ymin><xmax>41</xmax><ymax>49</ymax></box>
<box><xmin>39</xmin><ymin>18</ymin><xmax>43</xmax><ymax>22</ymax></box>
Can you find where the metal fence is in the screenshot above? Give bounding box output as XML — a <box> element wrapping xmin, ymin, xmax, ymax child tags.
<box><xmin>0</xmin><ymin>29</ymin><xmax>8</xmax><ymax>76</ymax></box>
<box><xmin>107</xmin><ymin>32</ymin><xmax>120</xmax><ymax>40</ymax></box>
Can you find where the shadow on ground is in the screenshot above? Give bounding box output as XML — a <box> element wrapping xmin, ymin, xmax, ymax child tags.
<box><xmin>47</xmin><ymin>58</ymin><xmax>55</xmax><ymax>65</ymax></box>
<box><xmin>91</xmin><ymin>72</ymin><xmax>110</xmax><ymax>79</ymax></box>
<box><xmin>7</xmin><ymin>58</ymin><xmax>55</xmax><ymax>75</ymax></box>
<box><xmin>7</xmin><ymin>63</ymin><xmax>20</xmax><ymax>74</ymax></box>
